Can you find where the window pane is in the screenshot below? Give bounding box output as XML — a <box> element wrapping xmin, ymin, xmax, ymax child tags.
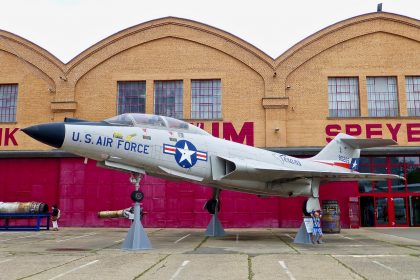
<box><xmin>405</xmin><ymin>157</ymin><xmax>420</xmax><ymax>165</ymax></box>
<box><xmin>375</xmin><ymin>197</ymin><xmax>388</xmax><ymax>225</ymax></box>
<box><xmin>391</xmin><ymin>166</ymin><xmax>405</xmax><ymax>192</ymax></box>
<box><xmin>328</xmin><ymin>77</ymin><xmax>360</xmax><ymax>117</ymax></box>
<box><xmin>191</xmin><ymin>79</ymin><xmax>221</xmax><ymax>119</ymax></box>
<box><xmin>358</xmin><ymin>165</ymin><xmax>372</xmax><ymax>193</ymax></box>
<box><xmin>406</xmin><ymin>76</ymin><xmax>420</xmax><ymax>117</ymax></box>
<box><xmin>117</xmin><ymin>81</ymin><xmax>146</xmax><ymax>114</ymax></box>
<box><xmin>0</xmin><ymin>84</ymin><xmax>18</xmax><ymax>122</ymax></box>
<box><xmin>367</xmin><ymin>77</ymin><xmax>399</xmax><ymax>117</ymax></box>
<box><xmin>372</xmin><ymin>157</ymin><xmax>387</xmax><ymax>165</ymax></box>
<box><xmin>373</xmin><ymin>165</ymin><xmax>388</xmax><ymax>192</ymax></box>
<box><xmin>407</xmin><ymin>166</ymin><xmax>420</xmax><ymax>192</ymax></box>
<box><xmin>394</xmin><ymin>197</ymin><xmax>407</xmax><ymax>225</ymax></box>
<box><xmin>154</xmin><ymin>80</ymin><xmax>183</xmax><ymax>119</ymax></box>
<box><xmin>389</xmin><ymin>157</ymin><xmax>405</xmax><ymax>165</ymax></box>
<box><xmin>359</xmin><ymin>157</ymin><xmax>370</xmax><ymax>165</ymax></box>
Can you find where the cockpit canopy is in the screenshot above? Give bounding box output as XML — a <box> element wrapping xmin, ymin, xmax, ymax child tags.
<box><xmin>104</xmin><ymin>113</ymin><xmax>209</xmax><ymax>135</ymax></box>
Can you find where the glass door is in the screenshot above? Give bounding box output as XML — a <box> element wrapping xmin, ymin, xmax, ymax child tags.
<box><xmin>360</xmin><ymin>196</ymin><xmax>375</xmax><ymax>227</ymax></box>
<box><xmin>409</xmin><ymin>196</ymin><xmax>420</xmax><ymax>226</ymax></box>
<box><xmin>392</xmin><ymin>197</ymin><xmax>408</xmax><ymax>226</ymax></box>
<box><xmin>375</xmin><ymin>197</ymin><xmax>389</xmax><ymax>226</ymax></box>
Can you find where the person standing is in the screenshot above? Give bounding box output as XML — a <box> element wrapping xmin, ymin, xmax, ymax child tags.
<box><xmin>51</xmin><ymin>204</ymin><xmax>61</xmax><ymax>231</ymax></box>
<box><xmin>311</xmin><ymin>210</ymin><xmax>324</xmax><ymax>244</ymax></box>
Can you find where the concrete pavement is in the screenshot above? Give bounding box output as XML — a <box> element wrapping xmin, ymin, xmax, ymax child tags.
<box><xmin>0</xmin><ymin>227</ymin><xmax>419</xmax><ymax>280</ymax></box>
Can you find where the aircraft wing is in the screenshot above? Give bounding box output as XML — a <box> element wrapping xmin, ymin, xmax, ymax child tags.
<box><xmin>212</xmin><ymin>156</ymin><xmax>404</xmax><ymax>182</ymax></box>
<box><xmin>254</xmin><ymin>168</ymin><xmax>405</xmax><ymax>182</ymax></box>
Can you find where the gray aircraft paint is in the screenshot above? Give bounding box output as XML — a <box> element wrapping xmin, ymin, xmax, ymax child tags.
<box><xmin>46</xmin><ymin>113</ymin><xmax>404</xmax><ymax>198</ymax></box>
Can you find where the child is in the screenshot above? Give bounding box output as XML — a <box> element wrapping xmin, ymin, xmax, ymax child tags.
<box><xmin>311</xmin><ymin>210</ymin><xmax>323</xmax><ymax>244</ymax></box>
<box><xmin>51</xmin><ymin>204</ymin><xmax>61</xmax><ymax>231</ymax></box>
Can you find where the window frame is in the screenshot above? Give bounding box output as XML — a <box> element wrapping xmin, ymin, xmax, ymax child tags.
<box><xmin>366</xmin><ymin>76</ymin><xmax>399</xmax><ymax>117</ymax></box>
<box><xmin>405</xmin><ymin>76</ymin><xmax>420</xmax><ymax>117</ymax></box>
<box><xmin>191</xmin><ymin>79</ymin><xmax>222</xmax><ymax>120</ymax></box>
<box><xmin>117</xmin><ymin>81</ymin><xmax>146</xmax><ymax>115</ymax></box>
<box><xmin>327</xmin><ymin>77</ymin><xmax>360</xmax><ymax>118</ymax></box>
<box><xmin>0</xmin><ymin>83</ymin><xmax>18</xmax><ymax>123</ymax></box>
<box><xmin>153</xmin><ymin>80</ymin><xmax>183</xmax><ymax>119</ymax></box>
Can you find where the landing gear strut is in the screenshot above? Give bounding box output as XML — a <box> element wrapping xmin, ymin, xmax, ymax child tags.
<box><xmin>204</xmin><ymin>188</ymin><xmax>225</xmax><ymax>237</ymax></box>
<box><xmin>294</xmin><ymin>180</ymin><xmax>321</xmax><ymax>244</ymax></box>
<box><xmin>122</xmin><ymin>173</ymin><xmax>152</xmax><ymax>250</ymax></box>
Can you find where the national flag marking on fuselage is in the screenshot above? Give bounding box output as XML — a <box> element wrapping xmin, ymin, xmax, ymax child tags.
<box><xmin>314</xmin><ymin>158</ymin><xmax>359</xmax><ymax>171</ymax></box>
<box><xmin>163</xmin><ymin>144</ymin><xmax>176</xmax><ymax>155</ymax></box>
<box><xmin>196</xmin><ymin>151</ymin><xmax>207</xmax><ymax>161</ymax></box>
<box><xmin>163</xmin><ymin>140</ymin><xmax>207</xmax><ymax>169</ymax></box>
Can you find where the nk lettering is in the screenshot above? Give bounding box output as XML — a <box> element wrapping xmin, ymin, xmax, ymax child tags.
<box><xmin>0</xmin><ymin>128</ymin><xmax>19</xmax><ymax>146</ymax></box>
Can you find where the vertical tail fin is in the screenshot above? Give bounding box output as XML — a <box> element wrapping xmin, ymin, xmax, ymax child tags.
<box><xmin>310</xmin><ymin>133</ymin><xmax>397</xmax><ymax>171</ymax></box>
<box><xmin>310</xmin><ymin>133</ymin><xmax>360</xmax><ymax>170</ymax></box>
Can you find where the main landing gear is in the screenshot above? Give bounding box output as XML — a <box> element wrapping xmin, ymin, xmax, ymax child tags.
<box><xmin>294</xmin><ymin>180</ymin><xmax>322</xmax><ymax>245</ymax></box>
<box><xmin>204</xmin><ymin>188</ymin><xmax>225</xmax><ymax>237</ymax></box>
<box><xmin>122</xmin><ymin>173</ymin><xmax>152</xmax><ymax>250</ymax></box>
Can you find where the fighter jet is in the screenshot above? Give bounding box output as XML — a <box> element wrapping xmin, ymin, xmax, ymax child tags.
<box><xmin>22</xmin><ymin>113</ymin><xmax>404</xmax><ymax>222</ymax></box>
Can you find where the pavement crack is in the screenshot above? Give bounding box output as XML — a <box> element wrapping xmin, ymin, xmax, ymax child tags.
<box><xmin>132</xmin><ymin>254</ymin><xmax>170</xmax><ymax>280</ymax></box>
<box><xmin>267</xmin><ymin>229</ymin><xmax>300</xmax><ymax>254</ymax></box>
<box><xmin>17</xmin><ymin>255</ymin><xmax>91</xmax><ymax>280</ymax></box>
<box><xmin>153</xmin><ymin>260</ymin><xmax>167</xmax><ymax>274</ymax></box>
<box><xmin>194</xmin><ymin>236</ymin><xmax>209</xmax><ymax>251</ymax></box>
<box><xmin>329</xmin><ymin>255</ymin><xmax>367</xmax><ymax>280</ymax></box>
<box><xmin>247</xmin><ymin>255</ymin><xmax>254</xmax><ymax>280</ymax></box>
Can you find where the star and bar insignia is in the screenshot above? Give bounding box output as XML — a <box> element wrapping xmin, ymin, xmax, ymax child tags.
<box><xmin>163</xmin><ymin>139</ymin><xmax>207</xmax><ymax>168</ymax></box>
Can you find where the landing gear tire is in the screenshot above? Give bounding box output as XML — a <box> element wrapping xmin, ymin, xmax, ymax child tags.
<box><xmin>302</xmin><ymin>199</ymin><xmax>311</xmax><ymax>217</ymax></box>
<box><xmin>205</xmin><ymin>199</ymin><xmax>220</xmax><ymax>214</ymax></box>
<box><xmin>131</xmin><ymin>190</ymin><xmax>144</xmax><ymax>202</ymax></box>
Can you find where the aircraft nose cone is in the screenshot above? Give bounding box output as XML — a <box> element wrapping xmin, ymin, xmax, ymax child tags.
<box><xmin>21</xmin><ymin>123</ymin><xmax>65</xmax><ymax>148</ymax></box>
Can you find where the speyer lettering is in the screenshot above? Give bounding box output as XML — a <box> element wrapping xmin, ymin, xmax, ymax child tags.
<box><xmin>326</xmin><ymin>123</ymin><xmax>420</xmax><ymax>143</ymax></box>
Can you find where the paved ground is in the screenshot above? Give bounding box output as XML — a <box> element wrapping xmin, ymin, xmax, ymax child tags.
<box><xmin>0</xmin><ymin>227</ymin><xmax>419</xmax><ymax>280</ymax></box>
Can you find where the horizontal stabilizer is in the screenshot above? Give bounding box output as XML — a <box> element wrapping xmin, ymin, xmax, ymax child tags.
<box><xmin>211</xmin><ymin>155</ymin><xmax>405</xmax><ymax>182</ymax></box>
<box><xmin>341</xmin><ymin>138</ymin><xmax>397</xmax><ymax>149</ymax></box>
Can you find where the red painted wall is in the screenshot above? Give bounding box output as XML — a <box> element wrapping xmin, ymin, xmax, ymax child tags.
<box><xmin>0</xmin><ymin>158</ymin><xmax>356</xmax><ymax>228</ymax></box>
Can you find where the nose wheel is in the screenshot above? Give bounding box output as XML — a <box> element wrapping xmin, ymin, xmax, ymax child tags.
<box><xmin>131</xmin><ymin>190</ymin><xmax>144</xmax><ymax>202</ymax></box>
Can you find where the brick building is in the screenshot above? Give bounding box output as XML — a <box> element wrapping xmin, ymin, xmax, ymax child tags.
<box><xmin>0</xmin><ymin>12</ymin><xmax>419</xmax><ymax>228</ymax></box>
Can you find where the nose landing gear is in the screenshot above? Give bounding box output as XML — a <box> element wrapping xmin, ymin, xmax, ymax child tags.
<box><xmin>122</xmin><ymin>172</ymin><xmax>152</xmax><ymax>250</ymax></box>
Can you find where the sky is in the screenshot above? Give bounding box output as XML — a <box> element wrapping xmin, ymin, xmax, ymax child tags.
<box><xmin>0</xmin><ymin>0</ymin><xmax>419</xmax><ymax>63</ymax></box>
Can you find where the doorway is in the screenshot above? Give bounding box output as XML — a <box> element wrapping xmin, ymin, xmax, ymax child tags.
<box><xmin>375</xmin><ymin>197</ymin><xmax>389</xmax><ymax>226</ymax></box>
<box><xmin>393</xmin><ymin>197</ymin><xmax>408</xmax><ymax>226</ymax></box>
<box><xmin>360</xmin><ymin>196</ymin><xmax>374</xmax><ymax>227</ymax></box>
<box><xmin>409</xmin><ymin>196</ymin><xmax>420</xmax><ymax>226</ymax></box>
